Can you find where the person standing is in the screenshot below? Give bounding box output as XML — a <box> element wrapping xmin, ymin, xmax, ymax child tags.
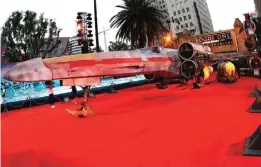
<box><xmin>234</xmin><ymin>60</ymin><xmax>241</xmax><ymax>79</ymax></box>
<box><xmin>82</xmin><ymin>86</ymin><xmax>90</xmax><ymax>102</ymax></box>
<box><xmin>1</xmin><ymin>86</ymin><xmax>6</xmax><ymax>105</ymax></box>
<box><xmin>72</xmin><ymin>86</ymin><xmax>77</xmax><ymax>98</ymax></box>
<box><xmin>47</xmin><ymin>82</ymin><xmax>55</xmax><ymax>108</ymax></box>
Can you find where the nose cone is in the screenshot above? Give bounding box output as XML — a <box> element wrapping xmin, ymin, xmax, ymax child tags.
<box><xmin>3</xmin><ymin>58</ymin><xmax>53</xmax><ymax>82</ymax></box>
<box><xmin>4</xmin><ymin>63</ymin><xmax>26</xmax><ymax>81</ymax></box>
<box><xmin>3</xmin><ymin>70</ymin><xmax>14</xmax><ymax>81</ymax></box>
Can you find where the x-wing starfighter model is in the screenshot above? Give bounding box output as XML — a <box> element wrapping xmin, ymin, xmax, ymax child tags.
<box><xmin>4</xmin><ymin>42</ymin><xmax>214</xmax><ymax>87</ymax></box>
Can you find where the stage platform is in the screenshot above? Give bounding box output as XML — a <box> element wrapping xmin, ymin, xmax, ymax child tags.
<box><xmin>1</xmin><ymin>77</ymin><xmax>261</xmax><ymax>167</ymax></box>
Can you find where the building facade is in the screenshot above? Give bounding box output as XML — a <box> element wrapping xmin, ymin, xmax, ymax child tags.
<box><xmin>152</xmin><ymin>0</ymin><xmax>170</xmax><ymax>28</ymax></box>
<box><xmin>41</xmin><ymin>37</ymin><xmax>70</xmax><ymax>58</ymax></box>
<box><xmin>153</xmin><ymin>0</ymin><xmax>214</xmax><ymax>37</ymax></box>
<box><xmin>254</xmin><ymin>0</ymin><xmax>261</xmax><ymax>16</ymax></box>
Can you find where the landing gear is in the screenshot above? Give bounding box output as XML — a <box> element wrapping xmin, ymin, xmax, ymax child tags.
<box><xmin>180</xmin><ymin>78</ymin><xmax>188</xmax><ymax>84</ymax></box>
<box><xmin>88</xmin><ymin>91</ymin><xmax>95</xmax><ymax>98</ymax></box>
<box><xmin>144</xmin><ymin>74</ymin><xmax>156</xmax><ymax>83</ymax></box>
<box><xmin>108</xmin><ymin>87</ymin><xmax>116</xmax><ymax>94</ymax></box>
<box><xmin>156</xmin><ymin>83</ymin><xmax>168</xmax><ymax>89</ymax></box>
<box><xmin>156</xmin><ymin>77</ymin><xmax>168</xmax><ymax>89</ymax></box>
<box><xmin>193</xmin><ymin>75</ymin><xmax>204</xmax><ymax>89</ymax></box>
<box><xmin>66</xmin><ymin>102</ymin><xmax>95</xmax><ymax>118</ymax></box>
<box><xmin>66</xmin><ymin>86</ymin><xmax>96</xmax><ymax>118</ymax></box>
<box><xmin>87</xmin><ymin>86</ymin><xmax>95</xmax><ymax>98</ymax></box>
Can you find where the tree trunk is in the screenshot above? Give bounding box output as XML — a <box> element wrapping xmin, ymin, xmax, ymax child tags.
<box><xmin>131</xmin><ymin>35</ymin><xmax>135</xmax><ymax>49</ymax></box>
<box><xmin>138</xmin><ymin>35</ymin><xmax>146</xmax><ymax>48</ymax></box>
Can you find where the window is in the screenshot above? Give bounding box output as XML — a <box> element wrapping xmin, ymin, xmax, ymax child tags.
<box><xmin>159</xmin><ymin>1</ymin><xmax>161</xmax><ymax>4</ymax></box>
<box><xmin>174</xmin><ymin>11</ymin><xmax>176</xmax><ymax>16</ymax></box>
<box><xmin>186</xmin><ymin>7</ymin><xmax>189</xmax><ymax>12</ymax></box>
<box><xmin>182</xmin><ymin>9</ymin><xmax>185</xmax><ymax>13</ymax></box>
<box><xmin>176</xmin><ymin>26</ymin><xmax>179</xmax><ymax>30</ymax></box>
<box><xmin>190</xmin><ymin>22</ymin><xmax>194</xmax><ymax>26</ymax></box>
<box><xmin>181</xmin><ymin>24</ymin><xmax>184</xmax><ymax>28</ymax></box>
<box><xmin>163</xmin><ymin>5</ymin><xmax>165</xmax><ymax>8</ymax></box>
<box><xmin>185</xmin><ymin>23</ymin><xmax>188</xmax><ymax>27</ymax></box>
<box><xmin>178</xmin><ymin>10</ymin><xmax>181</xmax><ymax>14</ymax></box>
<box><xmin>164</xmin><ymin>10</ymin><xmax>166</xmax><ymax>12</ymax></box>
<box><xmin>179</xmin><ymin>17</ymin><xmax>182</xmax><ymax>21</ymax></box>
<box><xmin>183</xmin><ymin>16</ymin><xmax>187</xmax><ymax>21</ymax></box>
<box><xmin>188</xmin><ymin>14</ymin><xmax>191</xmax><ymax>19</ymax></box>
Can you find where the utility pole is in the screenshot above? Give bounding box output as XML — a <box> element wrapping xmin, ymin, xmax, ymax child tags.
<box><xmin>94</xmin><ymin>0</ymin><xmax>100</xmax><ymax>52</ymax></box>
<box><xmin>98</xmin><ymin>28</ymin><xmax>111</xmax><ymax>51</ymax></box>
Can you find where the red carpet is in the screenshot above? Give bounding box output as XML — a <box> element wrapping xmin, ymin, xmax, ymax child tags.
<box><xmin>2</xmin><ymin>77</ymin><xmax>261</xmax><ymax>167</ymax></box>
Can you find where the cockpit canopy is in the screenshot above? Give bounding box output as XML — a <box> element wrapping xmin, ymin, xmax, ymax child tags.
<box><xmin>135</xmin><ymin>46</ymin><xmax>164</xmax><ymax>54</ymax></box>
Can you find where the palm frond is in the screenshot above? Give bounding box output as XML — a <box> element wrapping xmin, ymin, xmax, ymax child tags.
<box><xmin>110</xmin><ymin>0</ymin><xmax>166</xmax><ymax>48</ymax></box>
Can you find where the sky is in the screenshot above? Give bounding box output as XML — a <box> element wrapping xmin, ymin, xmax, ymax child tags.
<box><xmin>0</xmin><ymin>0</ymin><xmax>256</xmax><ymax>51</ymax></box>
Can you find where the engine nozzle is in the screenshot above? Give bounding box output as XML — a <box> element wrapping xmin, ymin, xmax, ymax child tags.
<box><xmin>178</xmin><ymin>42</ymin><xmax>212</xmax><ymax>60</ymax></box>
<box><xmin>180</xmin><ymin>60</ymin><xmax>199</xmax><ymax>79</ymax></box>
<box><xmin>249</xmin><ymin>56</ymin><xmax>261</xmax><ymax>70</ymax></box>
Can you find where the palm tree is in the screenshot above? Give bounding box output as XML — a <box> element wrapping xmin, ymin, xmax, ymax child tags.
<box><xmin>110</xmin><ymin>0</ymin><xmax>167</xmax><ymax>49</ymax></box>
<box><xmin>108</xmin><ymin>41</ymin><xmax>129</xmax><ymax>51</ymax></box>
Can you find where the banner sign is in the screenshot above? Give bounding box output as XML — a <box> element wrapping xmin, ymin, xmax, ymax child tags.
<box><xmin>189</xmin><ymin>32</ymin><xmax>233</xmax><ymax>46</ymax></box>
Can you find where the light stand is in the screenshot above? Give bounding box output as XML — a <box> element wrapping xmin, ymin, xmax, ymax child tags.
<box><xmin>94</xmin><ymin>0</ymin><xmax>100</xmax><ymax>52</ymax></box>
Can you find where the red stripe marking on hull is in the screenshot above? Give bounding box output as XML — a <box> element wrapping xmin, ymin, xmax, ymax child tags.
<box><xmin>148</xmin><ymin>57</ymin><xmax>173</xmax><ymax>61</ymax></box>
<box><xmin>54</xmin><ymin>57</ymin><xmax>171</xmax><ymax>68</ymax></box>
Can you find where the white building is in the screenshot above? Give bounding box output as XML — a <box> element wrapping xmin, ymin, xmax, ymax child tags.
<box><xmin>153</xmin><ymin>0</ymin><xmax>214</xmax><ymax>37</ymax></box>
<box><xmin>254</xmin><ymin>0</ymin><xmax>261</xmax><ymax>16</ymax></box>
<box><xmin>151</xmin><ymin>0</ymin><xmax>170</xmax><ymax>28</ymax></box>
